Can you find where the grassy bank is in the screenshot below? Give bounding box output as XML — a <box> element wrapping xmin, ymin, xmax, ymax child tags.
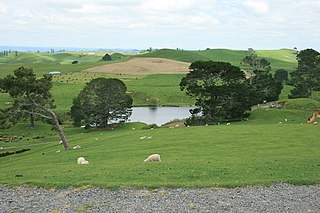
<box><xmin>0</xmin><ymin>121</ymin><xmax>319</xmax><ymax>189</ymax></box>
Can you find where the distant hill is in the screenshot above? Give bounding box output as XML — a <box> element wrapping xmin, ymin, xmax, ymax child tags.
<box><xmin>0</xmin><ymin>48</ymin><xmax>298</xmax><ymax>72</ymax></box>
<box><xmin>0</xmin><ymin>52</ymin><xmax>126</xmax><ymax>65</ymax></box>
<box><xmin>135</xmin><ymin>48</ymin><xmax>297</xmax><ymax>72</ymax></box>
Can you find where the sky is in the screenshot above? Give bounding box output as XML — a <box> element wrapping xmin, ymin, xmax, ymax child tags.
<box><xmin>0</xmin><ymin>0</ymin><xmax>319</xmax><ymax>50</ymax></box>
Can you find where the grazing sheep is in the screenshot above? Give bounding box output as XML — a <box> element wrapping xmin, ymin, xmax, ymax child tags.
<box><xmin>59</xmin><ymin>141</ymin><xmax>63</xmax><ymax>144</ymax></box>
<box><xmin>81</xmin><ymin>160</ymin><xmax>89</xmax><ymax>164</ymax></box>
<box><xmin>147</xmin><ymin>136</ymin><xmax>152</xmax><ymax>139</ymax></box>
<box><xmin>278</xmin><ymin>122</ymin><xmax>282</xmax><ymax>124</ymax></box>
<box><xmin>56</xmin><ymin>150</ymin><xmax>60</xmax><ymax>153</ymax></box>
<box><xmin>140</xmin><ymin>136</ymin><xmax>147</xmax><ymax>140</ymax></box>
<box><xmin>284</xmin><ymin>118</ymin><xmax>288</xmax><ymax>122</ymax></box>
<box><xmin>144</xmin><ymin>154</ymin><xmax>161</xmax><ymax>162</ymax></box>
<box><xmin>73</xmin><ymin>145</ymin><xmax>81</xmax><ymax>150</ymax></box>
<box><xmin>313</xmin><ymin>121</ymin><xmax>318</xmax><ymax>125</ymax></box>
<box><xmin>77</xmin><ymin>157</ymin><xmax>89</xmax><ymax>165</ymax></box>
<box><xmin>226</xmin><ymin>123</ymin><xmax>231</xmax><ymax>125</ymax></box>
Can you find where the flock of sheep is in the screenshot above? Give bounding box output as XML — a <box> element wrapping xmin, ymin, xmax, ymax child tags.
<box><xmin>76</xmin><ymin>154</ymin><xmax>161</xmax><ymax>165</ymax></box>
<box><xmin>76</xmin><ymin>153</ymin><xmax>161</xmax><ymax>165</ymax></box>
<box><xmin>67</xmin><ymin>113</ymin><xmax>320</xmax><ymax>166</ymax></box>
<box><xmin>70</xmin><ymin>136</ymin><xmax>161</xmax><ymax>165</ymax></box>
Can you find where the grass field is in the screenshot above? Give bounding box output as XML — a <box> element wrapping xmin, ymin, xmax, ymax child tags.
<box><xmin>0</xmin><ymin>48</ymin><xmax>319</xmax><ymax>189</ymax></box>
<box><xmin>0</xmin><ymin>120</ymin><xmax>319</xmax><ymax>189</ymax></box>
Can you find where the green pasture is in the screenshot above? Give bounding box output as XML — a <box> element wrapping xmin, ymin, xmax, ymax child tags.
<box><xmin>1</xmin><ymin>48</ymin><xmax>320</xmax><ymax>189</ymax></box>
<box><xmin>0</xmin><ymin>120</ymin><xmax>319</xmax><ymax>188</ymax></box>
<box><xmin>136</xmin><ymin>48</ymin><xmax>297</xmax><ymax>72</ymax></box>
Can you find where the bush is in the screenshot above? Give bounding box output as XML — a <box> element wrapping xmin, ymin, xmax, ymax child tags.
<box><xmin>142</xmin><ymin>123</ymin><xmax>159</xmax><ymax>130</ymax></box>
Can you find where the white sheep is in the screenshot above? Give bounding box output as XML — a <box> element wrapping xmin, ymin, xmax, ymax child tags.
<box><xmin>140</xmin><ymin>136</ymin><xmax>147</xmax><ymax>140</ymax></box>
<box><xmin>226</xmin><ymin>123</ymin><xmax>231</xmax><ymax>125</ymax></box>
<box><xmin>81</xmin><ymin>160</ymin><xmax>89</xmax><ymax>164</ymax></box>
<box><xmin>144</xmin><ymin>154</ymin><xmax>161</xmax><ymax>162</ymax></box>
<box><xmin>284</xmin><ymin>118</ymin><xmax>288</xmax><ymax>122</ymax></box>
<box><xmin>313</xmin><ymin>121</ymin><xmax>318</xmax><ymax>125</ymax></box>
<box><xmin>77</xmin><ymin>157</ymin><xmax>89</xmax><ymax>165</ymax></box>
<box><xmin>73</xmin><ymin>145</ymin><xmax>81</xmax><ymax>150</ymax></box>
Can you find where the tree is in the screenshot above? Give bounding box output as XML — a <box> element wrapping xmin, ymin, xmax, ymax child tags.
<box><xmin>289</xmin><ymin>48</ymin><xmax>320</xmax><ymax>98</ymax></box>
<box><xmin>274</xmin><ymin>69</ymin><xmax>289</xmax><ymax>83</ymax></box>
<box><xmin>180</xmin><ymin>61</ymin><xmax>256</xmax><ymax>125</ymax></box>
<box><xmin>102</xmin><ymin>53</ymin><xmax>112</xmax><ymax>61</ymax></box>
<box><xmin>241</xmin><ymin>52</ymin><xmax>282</xmax><ymax>103</ymax></box>
<box><xmin>0</xmin><ymin>67</ymin><xmax>70</xmax><ymax>150</ymax></box>
<box><xmin>71</xmin><ymin>78</ymin><xmax>133</xmax><ymax>128</ymax></box>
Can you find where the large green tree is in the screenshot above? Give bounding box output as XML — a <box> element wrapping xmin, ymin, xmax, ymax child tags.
<box><xmin>0</xmin><ymin>66</ymin><xmax>69</xmax><ymax>150</ymax></box>
<box><xmin>241</xmin><ymin>51</ymin><xmax>282</xmax><ymax>103</ymax></box>
<box><xmin>180</xmin><ymin>61</ymin><xmax>256</xmax><ymax>125</ymax></box>
<box><xmin>289</xmin><ymin>48</ymin><xmax>320</xmax><ymax>98</ymax></box>
<box><xmin>71</xmin><ymin>78</ymin><xmax>133</xmax><ymax>128</ymax></box>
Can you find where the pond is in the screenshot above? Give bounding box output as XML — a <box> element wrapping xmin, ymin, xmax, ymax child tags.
<box><xmin>129</xmin><ymin>107</ymin><xmax>193</xmax><ymax>126</ymax></box>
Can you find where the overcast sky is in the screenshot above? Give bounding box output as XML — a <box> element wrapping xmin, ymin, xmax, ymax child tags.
<box><xmin>0</xmin><ymin>0</ymin><xmax>319</xmax><ymax>50</ymax></box>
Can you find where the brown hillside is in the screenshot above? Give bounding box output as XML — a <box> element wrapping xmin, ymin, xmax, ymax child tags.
<box><xmin>84</xmin><ymin>58</ymin><xmax>191</xmax><ymax>75</ymax></box>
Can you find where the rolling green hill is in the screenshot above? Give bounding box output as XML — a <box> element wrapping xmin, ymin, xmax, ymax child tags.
<box><xmin>135</xmin><ymin>48</ymin><xmax>297</xmax><ymax>72</ymax></box>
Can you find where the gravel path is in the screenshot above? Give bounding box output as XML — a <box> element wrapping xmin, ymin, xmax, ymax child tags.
<box><xmin>1</xmin><ymin>184</ymin><xmax>319</xmax><ymax>212</ymax></box>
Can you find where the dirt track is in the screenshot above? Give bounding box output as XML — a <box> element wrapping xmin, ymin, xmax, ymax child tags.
<box><xmin>84</xmin><ymin>58</ymin><xmax>191</xmax><ymax>75</ymax></box>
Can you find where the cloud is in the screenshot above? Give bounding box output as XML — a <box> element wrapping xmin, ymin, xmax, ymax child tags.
<box><xmin>0</xmin><ymin>4</ymin><xmax>8</xmax><ymax>13</ymax></box>
<box><xmin>139</xmin><ymin>0</ymin><xmax>197</xmax><ymax>13</ymax></box>
<box><xmin>242</xmin><ymin>0</ymin><xmax>269</xmax><ymax>15</ymax></box>
<box><xmin>0</xmin><ymin>0</ymin><xmax>319</xmax><ymax>50</ymax></box>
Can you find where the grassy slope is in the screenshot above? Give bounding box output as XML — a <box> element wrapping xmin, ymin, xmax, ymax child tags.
<box><xmin>1</xmin><ymin>98</ymin><xmax>320</xmax><ymax>188</ymax></box>
<box><xmin>136</xmin><ymin>48</ymin><xmax>297</xmax><ymax>72</ymax></box>
<box><xmin>0</xmin><ymin>121</ymin><xmax>319</xmax><ymax>188</ymax></box>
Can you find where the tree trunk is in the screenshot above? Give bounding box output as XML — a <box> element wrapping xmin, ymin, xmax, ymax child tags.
<box><xmin>30</xmin><ymin>99</ymin><xmax>70</xmax><ymax>150</ymax></box>
<box><xmin>41</xmin><ymin>107</ymin><xmax>70</xmax><ymax>150</ymax></box>
<box><xmin>30</xmin><ymin>112</ymin><xmax>35</xmax><ymax>129</ymax></box>
<box><xmin>50</xmin><ymin>111</ymin><xmax>69</xmax><ymax>150</ymax></box>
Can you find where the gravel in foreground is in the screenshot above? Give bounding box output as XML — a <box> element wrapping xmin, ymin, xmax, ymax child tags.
<box><xmin>1</xmin><ymin>184</ymin><xmax>319</xmax><ymax>213</ymax></box>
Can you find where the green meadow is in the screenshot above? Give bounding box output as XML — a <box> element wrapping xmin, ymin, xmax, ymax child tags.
<box><xmin>0</xmin><ymin>48</ymin><xmax>319</xmax><ymax>189</ymax></box>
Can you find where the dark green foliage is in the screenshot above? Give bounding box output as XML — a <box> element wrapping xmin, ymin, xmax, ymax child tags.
<box><xmin>102</xmin><ymin>53</ymin><xmax>112</xmax><ymax>61</ymax></box>
<box><xmin>0</xmin><ymin>67</ymin><xmax>54</xmax><ymax>128</ymax></box>
<box><xmin>0</xmin><ymin>149</ymin><xmax>31</xmax><ymax>158</ymax></box>
<box><xmin>71</xmin><ymin>78</ymin><xmax>133</xmax><ymax>128</ymax></box>
<box><xmin>274</xmin><ymin>69</ymin><xmax>289</xmax><ymax>83</ymax></box>
<box><xmin>0</xmin><ymin>66</ymin><xmax>69</xmax><ymax>149</ymax></box>
<box><xmin>289</xmin><ymin>48</ymin><xmax>320</xmax><ymax>98</ymax></box>
<box><xmin>250</xmin><ymin>70</ymin><xmax>283</xmax><ymax>103</ymax></box>
<box><xmin>242</xmin><ymin>51</ymin><xmax>282</xmax><ymax>103</ymax></box>
<box><xmin>142</xmin><ymin>123</ymin><xmax>159</xmax><ymax>129</ymax></box>
<box><xmin>180</xmin><ymin>61</ymin><xmax>255</xmax><ymax>125</ymax></box>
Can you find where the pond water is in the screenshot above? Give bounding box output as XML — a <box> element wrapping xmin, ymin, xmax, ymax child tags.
<box><xmin>129</xmin><ymin>107</ymin><xmax>193</xmax><ymax>126</ymax></box>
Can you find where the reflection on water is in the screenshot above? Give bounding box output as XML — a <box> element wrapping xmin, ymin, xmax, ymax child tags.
<box><xmin>129</xmin><ymin>107</ymin><xmax>193</xmax><ymax>125</ymax></box>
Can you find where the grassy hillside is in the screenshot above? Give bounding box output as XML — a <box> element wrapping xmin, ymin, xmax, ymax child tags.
<box><xmin>0</xmin><ymin>120</ymin><xmax>319</xmax><ymax>188</ymax></box>
<box><xmin>0</xmin><ymin>52</ymin><xmax>128</xmax><ymax>78</ymax></box>
<box><xmin>136</xmin><ymin>48</ymin><xmax>297</xmax><ymax>72</ymax></box>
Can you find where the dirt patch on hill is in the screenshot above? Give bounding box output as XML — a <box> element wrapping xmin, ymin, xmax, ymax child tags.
<box><xmin>84</xmin><ymin>58</ymin><xmax>191</xmax><ymax>75</ymax></box>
